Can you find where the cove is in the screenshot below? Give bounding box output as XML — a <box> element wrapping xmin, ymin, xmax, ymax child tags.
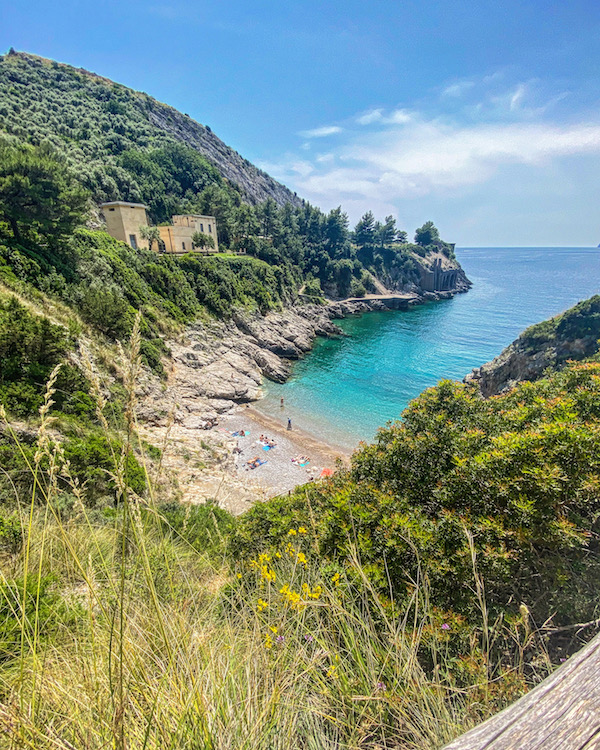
<box><xmin>256</xmin><ymin>248</ymin><xmax>600</xmax><ymax>451</ymax></box>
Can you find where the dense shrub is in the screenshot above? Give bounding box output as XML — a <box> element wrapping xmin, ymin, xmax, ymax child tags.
<box><xmin>234</xmin><ymin>362</ymin><xmax>600</xmax><ymax>630</ymax></box>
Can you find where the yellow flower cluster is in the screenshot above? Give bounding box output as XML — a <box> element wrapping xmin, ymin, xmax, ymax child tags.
<box><xmin>288</xmin><ymin>527</ymin><xmax>308</xmax><ymax>536</ymax></box>
<box><xmin>301</xmin><ymin>583</ymin><xmax>322</xmax><ymax>600</ymax></box>
<box><xmin>249</xmin><ymin>553</ymin><xmax>277</xmax><ymax>583</ymax></box>
<box><xmin>260</xmin><ymin>565</ymin><xmax>276</xmax><ymax>582</ymax></box>
<box><xmin>279</xmin><ymin>583</ymin><xmax>302</xmax><ymax>608</ymax></box>
<box><xmin>257</xmin><ymin>598</ymin><xmax>268</xmax><ymax>612</ymax></box>
<box><xmin>331</xmin><ymin>572</ymin><xmax>341</xmax><ymax>586</ymax></box>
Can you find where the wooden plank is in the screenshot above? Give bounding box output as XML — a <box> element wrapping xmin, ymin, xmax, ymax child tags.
<box><xmin>443</xmin><ymin>633</ymin><xmax>600</xmax><ymax>750</ymax></box>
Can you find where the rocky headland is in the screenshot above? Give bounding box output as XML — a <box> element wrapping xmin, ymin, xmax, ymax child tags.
<box><xmin>465</xmin><ymin>295</ymin><xmax>600</xmax><ymax>397</ymax></box>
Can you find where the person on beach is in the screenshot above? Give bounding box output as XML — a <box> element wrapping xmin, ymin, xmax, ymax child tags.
<box><xmin>287</xmin><ymin>418</ymin><xmax>292</xmax><ymax>431</ymax></box>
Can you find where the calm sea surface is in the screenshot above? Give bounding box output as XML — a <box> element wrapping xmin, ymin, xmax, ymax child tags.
<box><xmin>256</xmin><ymin>248</ymin><xmax>600</xmax><ymax>450</ymax></box>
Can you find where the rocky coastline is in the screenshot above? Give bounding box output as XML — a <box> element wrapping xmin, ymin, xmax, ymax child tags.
<box><xmin>139</xmin><ymin>287</ymin><xmax>468</xmax><ymax>430</ymax></box>
<box><xmin>465</xmin><ymin>296</ymin><xmax>600</xmax><ymax>397</ymax></box>
<box><xmin>135</xmin><ymin>284</ymin><xmax>470</xmax><ymax>510</ymax></box>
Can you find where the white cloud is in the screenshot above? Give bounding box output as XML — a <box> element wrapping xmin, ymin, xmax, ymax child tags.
<box><xmin>267</xmin><ymin>75</ymin><xmax>600</xmax><ymax>243</ymax></box>
<box><xmin>442</xmin><ymin>80</ymin><xmax>475</xmax><ymax>98</ymax></box>
<box><xmin>356</xmin><ymin>108</ymin><xmax>414</xmax><ymax>126</ymax></box>
<box><xmin>385</xmin><ymin>109</ymin><xmax>414</xmax><ymax>125</ymax></box>
<box><xmin>298</xmin><ymin>125</ymin><xmax>343</xmax><ymax>138</ymax></box>
<box><xmin>509</xmin><ymin>84</ymin><xmax>526</xmax><ymax>111</ymax></box>
<box><xmin>356</xmin><ymin>108</ymin><xmax>384</xmax><ymax>125</ymax></box>
<box><xmin>273</xmin><ymin>111</ymin><xmax>600</xmax><ymax>224</ymax></box>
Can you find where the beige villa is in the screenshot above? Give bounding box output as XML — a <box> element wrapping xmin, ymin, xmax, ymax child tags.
<box><xmin>100</xmin><ymin>202</ymin><xmax>219</xmax><ymax>254</ymax></box>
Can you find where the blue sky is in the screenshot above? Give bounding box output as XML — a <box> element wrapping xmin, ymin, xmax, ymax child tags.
<box><xmin>2</xmin><ymin>0</ymin><xmax>600</xmax><ymax>245</ymax></box>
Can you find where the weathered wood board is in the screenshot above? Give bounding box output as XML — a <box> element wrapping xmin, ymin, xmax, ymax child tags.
<box><xmin>443</xmin><ymin>632</ymin><xmax>600</xmax><ymax>749</ymax></box>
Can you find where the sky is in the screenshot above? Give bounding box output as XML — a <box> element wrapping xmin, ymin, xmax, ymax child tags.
<box><xmin>2</xmin><ymin>0</ymin><xmax>600</xmax><ymax>245</ymax></box>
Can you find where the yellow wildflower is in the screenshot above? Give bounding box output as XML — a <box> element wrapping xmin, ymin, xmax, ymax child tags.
<box><xmin>331</xmin><ymin>572</ymin><xmax>341</xmax><ymax>585</ymax></box>
<box><xmin>269</xmin><ymin>626</ymin><xmax>278</xmax><ymax>634</ymax></box>
<box><xmin>236</xmin><ymin>573</ymin><xmax>242</xmax><ymax>579</ymax></box>
<box><xmin>301</xmin><ymin>583</ymin><xmax>322</xmax><ymax>600</ymax></box>
<box><xmin>265</xmin><ymin>634</ymin><xmax>273</xmax><ymax>649</ymax></box>
<box><xmin>298</xmin><ymin>526</ymin><xmax>308</xmax><ymax>534</ymax></box>
<box><xmin>257</xmin><ymin>598</ymin><xmax>268</xmax><ymax>612</ymax></box>
<box><xmin>260</xmin><ymin>565</ymin><xmax>276</xmax><ymax>583</ymax></box>
<box><xmin>287</xmin><ymin>529</ymin><xmax>297</xmax><ymax>536</ymax></box>
<box><xmin>296</xmin><ymin>551</ymin><xmax>308</xmax><ymax>567</ymax></box>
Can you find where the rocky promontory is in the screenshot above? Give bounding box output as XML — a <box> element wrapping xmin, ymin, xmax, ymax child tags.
<box><xmin>466</xmin><ymin>295</ymin><xmax>600</xmax><ymax>397</ymax></box>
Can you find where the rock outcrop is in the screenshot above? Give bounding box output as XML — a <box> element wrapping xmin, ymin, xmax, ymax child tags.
<box><xmin>146</xmin><ymin>102</ymin><xmax>302</xmax><ymax>207</ymax></box>
<box><xmin>466</xmin><ymin>295</ymin><xmax>600</xmax><ymax>397</ymax></box>
<box><xmin>138</xmin><ymin>295</ymin><xmax>442</xmax><ymax>428</ymax></box>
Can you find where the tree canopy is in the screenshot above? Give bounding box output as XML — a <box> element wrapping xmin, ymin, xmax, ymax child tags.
<box><xmin>0</xmin><ymin>139</ymin><xmax>88</xmax><ymax>245</ymax></box>
<box><xmin>414</xmin><ymin>220</ymin><xmax>440</xmax><ymax>246</ymax></box>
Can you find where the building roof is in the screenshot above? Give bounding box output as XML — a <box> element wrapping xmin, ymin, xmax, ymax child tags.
<box><xmin>172</xmin><ymin>214</ymin><xmax>216</xmax><ymax>220</ymax></box>
<box><xmin>100</xmin><ymin>201</ymin><xmax>149</xmax><ymax>209</ymax></box>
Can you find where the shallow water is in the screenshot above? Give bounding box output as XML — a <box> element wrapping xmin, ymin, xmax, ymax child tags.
<box><xmin>256</xmin><ymin>248</ymin><xmax>600</xmax><ymax>450</ymax></box>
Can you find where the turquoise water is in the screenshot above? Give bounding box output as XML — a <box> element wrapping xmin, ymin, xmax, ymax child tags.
<box><xmin>256</xmin><ymin>248</ymin><xmax>600</xmax><ymax>450</ymax></box>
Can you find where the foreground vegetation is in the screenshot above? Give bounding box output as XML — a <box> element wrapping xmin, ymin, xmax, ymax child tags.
<box><xmin>1</xmin><ymin>310</ymin><xmax>599</xmax><ymax>747</ymax></box>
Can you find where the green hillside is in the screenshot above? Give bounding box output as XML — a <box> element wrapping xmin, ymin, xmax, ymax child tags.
<box><xmin>0</xmin><ymin>49</ymin><xmax>465</xmax><ymax>302</ymax></box>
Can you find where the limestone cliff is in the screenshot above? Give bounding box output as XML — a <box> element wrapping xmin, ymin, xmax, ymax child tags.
<box><xmin>466</xmin><ymin>295</ymin><xmax>600</xmax><ymax>397</ymax></box>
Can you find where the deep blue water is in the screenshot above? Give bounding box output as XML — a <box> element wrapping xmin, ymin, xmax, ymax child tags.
<box><xmin>256</xmin><ymin>248</ymin><xmax>600</xmax><ymax>450</ymax></box>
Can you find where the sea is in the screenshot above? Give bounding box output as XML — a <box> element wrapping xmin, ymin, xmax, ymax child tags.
<box><xmin>255</xmin><ymin>248</ymin><xmax>600</xmax><ymax>451</ymax></box>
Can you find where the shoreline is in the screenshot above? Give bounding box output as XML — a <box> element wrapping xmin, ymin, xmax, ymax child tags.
<box><xmin>244</xmin><ymin>404</ymin><xmax>351</xmax><ymax>463</ymax></box>
<box><xmin>139</xmin><ymin>283</ymin><xmax>470</xmax><ymax>513</ymax></box>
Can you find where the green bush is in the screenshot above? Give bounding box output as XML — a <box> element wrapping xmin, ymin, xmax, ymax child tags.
<box><xmin>234</xmin><ymin>361</ymin><xmax>600</xmax><ymax>631</ymax></box>
<box><xmin>158</xmin><ymin>500</ymin><xmax>234</xmax><ymax>558</ymax></box>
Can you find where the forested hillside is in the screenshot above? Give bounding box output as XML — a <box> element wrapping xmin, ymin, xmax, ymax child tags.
<box><xmin>0</xmin><ymin>49</ymin><xmax>300</xmax><ymax>211</ymax></box>
<box><xmin>0</xmin><ymin>49</ymin><xmax>468</xmax><ymax>302</ymax></box>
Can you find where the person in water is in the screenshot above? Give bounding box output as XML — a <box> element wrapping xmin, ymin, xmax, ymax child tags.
<box><xmin>280</xmin><ymin>397</ymin><xmax>284</xmax><ymax>408</ymax></box>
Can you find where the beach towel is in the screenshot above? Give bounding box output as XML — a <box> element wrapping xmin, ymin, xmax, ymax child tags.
<box><xmin>262</xmin><ymin>445</ymin><xmax>271</xmax><ymax>451</ymax></box>
<box><xmin>300</xmin><ymin>460</ymin><xmax>310</xmax><ymax>467</ymax></box>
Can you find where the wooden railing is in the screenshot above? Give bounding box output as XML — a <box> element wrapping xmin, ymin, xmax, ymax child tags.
<box><xmin>443</xmin><ymin>633</ymin><xmax>600</xmax><ymax>749</ymax></box>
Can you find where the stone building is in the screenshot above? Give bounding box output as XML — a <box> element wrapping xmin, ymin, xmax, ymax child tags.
<box><xmin>420</xmin><ymin>257</ymin><xmax>458</xmax><ymax>292</ymax></box>
<box><xmin>100</xmin><ymin>201</ymin><xmax>149</xmax><ymax>249</ymax></box>
<box><xmin>100</xmin><ymin>203</ymin><xmax>219</xmax><ymax>254</ymax></box>
<box><xmin>158</xmin><ymin>214</ymin><xmax>219</xmax><ymax>254</ymax></box>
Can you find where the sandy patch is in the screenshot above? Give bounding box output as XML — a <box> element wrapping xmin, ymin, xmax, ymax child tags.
<box><xmin>139</xmin><ymin>405</ymin><xmax>351</xmax><ymax>516</ymax></box>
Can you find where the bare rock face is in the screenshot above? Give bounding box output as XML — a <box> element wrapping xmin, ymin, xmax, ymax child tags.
<box><xmin>466</xmin><ymin>335</ymin><xmax>597</xmax><ymax>398</ymax></box>
<box><xmin>139</xmin><ymin>305</ymin><xmax>347</xmax><ymax>427</ymax></box>
<box><xmin>146</xmin><ymin>103</ymin><xmax>301</xmax><ymax>208</ymax></box>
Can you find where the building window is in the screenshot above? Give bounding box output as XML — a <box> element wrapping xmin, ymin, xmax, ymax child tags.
<box><xmin>129</xmin><ymin>234</ymin><xmax>138</xmax><ymax>250</ymax></box>
<box><xmin>109</xmin><ymin>208</ymin><xmax>115</xmax><ymax>212</ymax></box>
<box><xmin>182</xmin><ymin>242</ymin><xmax>186</xmax><ymax>250</ymax></box>
<box><xmin>200</xmin><ymin>223</ymin><xmax>204</xmax><ymax>232</ymax></box>
<box><xmin>208</xmin><ymin>224</ymin><xmax>212</xmax><ymax>233</ymax></box>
